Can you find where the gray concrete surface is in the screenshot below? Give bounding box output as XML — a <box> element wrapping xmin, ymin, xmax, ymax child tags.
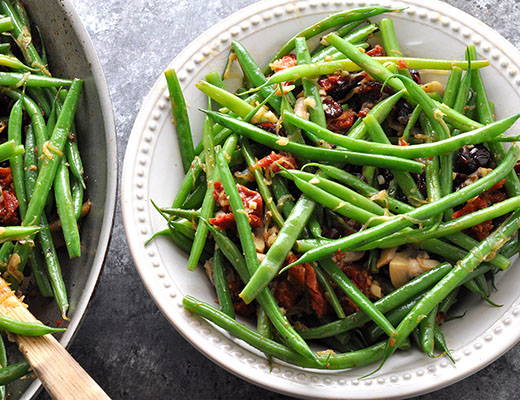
<box><xmin>39</xmin><ymin>0</ymin><xmax>520</xmax><ymax>398</ymax></box>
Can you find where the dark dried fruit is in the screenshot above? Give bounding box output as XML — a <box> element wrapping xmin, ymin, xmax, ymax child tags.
<box><xmin>409</xmin><ymin>69</ymin><xmax>421</xmax><ymax>84</ymax></box>
<box><xmin>322</xmin><ymin>96</ymin><xmax>343</xmax><ymax>119</ymax></box>
<box><xmin>377</xmin><ymin>168</ymin><xmax>394</xmax><ymax>190</ymax></box>
<box><xmin>454</xmin><ymin>145</ymin><xmax>491</xmax><ymax>174</ymax></box>
<box><xmin>318</xmin><ymin>73</ymin><xmax>362</xmax><ymax>101</ymax></box>
<box><xmin>412</xmin><ymin>172</ymin><xmax>427</xmax><ymax>198</ymax></box>
<box><xmin>394</xmin><ymin>99</ymin><xmax>413</xmax><ymax>126</ymax></box>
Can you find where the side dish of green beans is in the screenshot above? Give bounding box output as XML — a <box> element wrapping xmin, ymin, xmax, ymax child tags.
<box><xmin>0</xmin><ymin>1</ymin><xmax>91</xmax><ymax>393</ymax></box>
<box><xmin>151</xmin><ymin>6</ymin><xmax>520</xmax><ymax>373</ymax></box>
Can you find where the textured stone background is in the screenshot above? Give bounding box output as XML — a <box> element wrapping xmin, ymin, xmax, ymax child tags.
<box><xmin>38</xmin><ymin>0</ymin><xmax>520</xmax><ymax>399</ymax></box>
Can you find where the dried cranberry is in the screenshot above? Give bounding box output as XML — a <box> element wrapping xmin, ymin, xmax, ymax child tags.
<box><xmin>409</xmin><ymin>69</ymin><xmax>421</xmax><ymax>84</ymax></box>
<box><xmin>454</xmin><ymin>145</ymin><xmax>491</xmax><ymax>174</ymax></box>
<box><xmin>377</xmin><ymin>168</ymin><xmax>394</xmax><ymax>190</ymax></box>
<box><xmin>318</xmin><ymin>74</ymin><xmax>362</xmax><ymax>101</ymax></box>
<box><xmin>322</xmin><ymin>96</ymin><xmax>343</xmax><ymax>119</ymax></box>
<box><xmin>394</xmin><ymin>99</ymin><xmax>413</xmax><ymax>126</ymax></box>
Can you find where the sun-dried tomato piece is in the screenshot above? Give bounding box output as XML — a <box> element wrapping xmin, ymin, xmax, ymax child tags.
<box><xmin>342</xmin><ymin>265</ymin><xmax>373</xmax><ymax>298</ymax></box>
<box><xmin>0</xmin><ymin>168</ymin><xmax>13</xmax><ymax>188</ymax></box>
<box><xmin>256</xmin><ymin>151</ymin><xmax>297</xmax><ymax>174</ymax></box>
<box><xmin>269</xmin><ymin>54</ymin><xmax>297</xmax><ymax>72</ymax></box>
<box><xmin>210</xmin><ymin>182</ymin><xmax>263</xmax><ymax>229</ymax></box>
<box><xmin>227</xmin><ymin>269</ymin><xmax>256</xmax><ymax>317</ymax></box>
<box><xmin>255</xmin><ymin>122</ymin><xmax>278</xmax><ymax>134</ymax></box>
<box><xmin>366</xmin><ymin>45</ymin><xmax>385</xmax><ymax>57</ymax></box>
<box><xmin>322</xmin><ymin>96</ymin><xmax>343</xmax><ymax>119</ymax></box>
<box><xmin>0</xmin><ymin>189</ymin><xmax>19</xmax><ymax>225</ymax></box>
<box><xmin>452</xmin><ymin>179</ymin><xmax>507</xmax><ymax>240</ymax></box>
<box><xmin>327</xmin><ymin>109</ymin><xmax>357</xmax><ymax>133</ymax></box>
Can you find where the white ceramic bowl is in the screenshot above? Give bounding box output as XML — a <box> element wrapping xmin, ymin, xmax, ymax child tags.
<box><xmin>122</xmin><ymin>1</ymin><xmax>520</xmax><ymax>398</ymax></box>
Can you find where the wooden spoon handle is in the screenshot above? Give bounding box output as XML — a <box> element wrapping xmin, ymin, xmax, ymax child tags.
<box><xmin>17</xmin><ymin>334</ymin><xmax>111</xmax><ymax>400</ymax></box>
<box><xmin>0</xmin><ymin>278</ymin><xmax>110</xmax><ymax>399</ymax></box>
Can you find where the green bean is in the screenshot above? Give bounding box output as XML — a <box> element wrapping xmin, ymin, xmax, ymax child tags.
<box><xmin>315</xmin><ymin>263</ymin><xmax>345</xmax><ymax>319</ymax></box>
<box><xmin>21</xmin><ymin>80</ymin><xmax>81</xmax><ymax>227</ymax></box>
<box><xmin>205</xmin><ymin>110</ymin><xmax>424</xmax><ymax>172</ymax></box>
<box><xmin>385</xmin><ymin>211</ymin><xmax>520</xmax><ymax>360</ymax></box>
<box><xmin>367</xmin><ymin>295</ymin><xmax>422</xmax><ymax>342</ymax></box>
<box><xmin>231</xmin><ymin>41</ymin><xmax>283</xmax><ymax>113</ymax></box>
<box><xmin>241</xmin><ymin>139</ymin><xmax>284</xmax><ymax>228</ymax></box>
<box><xmin>71</xmin><ymin>179</ymin><xmax>84</xmax><ymax>221</ymax></box>
<box><xmin>311</xmin><ymin>20</ymin><xmax>364</xmax><ymax>54</ymax></box>
<box><xmin>287</xmin><ymin>146</ymin><xmax>519</xmax><ymax>266</ymax></box>
<box><xmin>311</xmin><ymin>24</ymin><xmax>379</xmax><ymax>63</ymax></box>
<box><xmin>184</xmin><ymin>295</ymin><xmax>387</xmax><ymax>369</ymax></box>
<box><xmin>1</xmin><ymin>90</ymin><xmax>46</xmax><ymax>161</ymax></box>
<box><xmin>263</xmin><ymin>6</ymin><xmax>392</xmax><ymax>71</ymax></box>
<box><xmin>39</xmin><ymin>217</ymin><xmax>68</xmax><ymax>318</ymax></box>
<box><xmin>438</xmin><ymin>287</ymin><xmax>459</xmax><ymax>314</ymax></box>
<box><xmin>0</xmin><ymin>16</ymin><xmax>12</xmax><ymax>33</ymax></box>
<box><xmin>155</xmin><ymin>207</ymin><xmax>199</xmax><ymax>220</ymax></box>
<box><xmin>418</xmin><ymin>305</ymin><xmax>437</xmax><ymax>356</ymax></box>
<box><xmin>288</xmin><ymin>170</ymin><xmax>385</xmax><ymax>215</ymax></box>
<box><xmin>401</xmin><ymin>105</ymin><xmax>421</xmax><ymax>143</ymax></box>
<box><xmin>256</xmin><ymin>306</ymin><xmax>272</xmax><ymax>339</ymax></box>
<box><xmin>261</xmin><ymin>57</ymin><xmax>489</xmax><ymax>87</ymax></box>
<box><xmin>8</xmin><ymin>99</ymin><xmax>26</xmax><ymax>217</ymax></box>
<box><xmin>0</xmin><ymin>71</ymin><xmax>72</xmax><ymax>86</ymax></box>
<box><xmin>186</xmin><ymin>109</ymin><xmax>217</xmax><ymax>270</ymax></box>
<box><xmin>240</xmin><ymin>194</ymin><xmax>315</xmax><ymax>303</ymax></box>
<box><xmin>278</xmin><ymin>170</ymin><xmax>375</xmax><ymax>224</ymax></box>
<box><xmin>54</xmin><ymin>160</ymin><xmax>80</xmax><ymax>258</ymax></box>
<box><xmin>0</xmin><ymin>43</ymin><xmax>10</xmax><ymax>54</ymax></box>
<box><xmin>169</xmin><ymin>219</ymin><xmax>195</xmax><ymax>240</ymax></box>
<box><xmin>0</xmin><ymin>243</ymin><xmax>13</xmax><ymax>270</ymax></box>
<box><xmin>300</xmin><ymin>263</ymin><xmax>452</xmax><ymax>339</ymax></box>
<box><xmin>216</xmin><ymin>148</ymin><xmax>260</xmax><ymax>279</ymax></box>
<box><xmin>200</xmin><ymin>219</ymin><xmax>319</xmax><ymax>362</ymax></box>
<box><xmin>0</xmin><ymin>140</ymin><xmax>23</xmax><ymax>163</ymax></box>
<box><xmin>196</xmin><ymin>80</ymin><xmax>254</xmax><ymax>117</ymax></box>
<box><xmin>379</xmin><ymin>18</ymin><xmax>402</xmax><ymax>57</ymax></box>
<box><xmin>0</xmin><ymin>316</ymin><xmax>64</xmax><ymax>336</ymax></box>
<box><xmin>165</xmin><ymin>69</ymin><xmax>195</xmax><ymax>172</ymax></box>
<box><xmin>28</xmin><ymin>248</ymin><xmax>53</xmax><ymax>298</ymax></box>
<box><xmin>283</xmin><ymin>110</ymin><xmax>518</xmax><ymax>159</ymax></box>
<box><xmin>433</xmin><ymin>324</ymin><xmax>454</xmax><ymax>362</ymax></box>
<box><xmin>0</xmin><ymin>361</ymin><xmax>31</xmax><ymax>386</ymax></box>
<box><xmin>320</xmin><ymin>257</ymin><xmax>396</xmax><ymax>337</ymax></box>
<box><xmin>180</xmin><ymin>180</ymin><xmax>206</xmax><ymax>210</ymax></box>
<box><xmin>271</xmin><ymin>175</ymin><xmax>296</xmax><ymax>218</ymax></box>
<box><xmin>0</xmin><ymin>54</ymin><xmax>35</xmax><ymax>71</ymax></box>
<box><xmin>213</xmin><ymin>248</ymin><xmax>235</xmax><ymax>318</ymax></box>
<box><xmin>469</xmin><ymin>46</ymin><xmax>520</xmax><ymax>198</ymax></box>
<box><xmin>188</xmin><ymin>135</ymin><xmax>237</xmax><ymax>270</ymax></box>
<box><xmin>443</xmin><ymin>67</ymin><xmax>463</xmax><ymax>108</ymax></box>
<box><xmin>359</xmin><ymin>196</ymin><xmax>520</xmax><ymax>252</ymax></box>
<box><xmin>364</xmin><ymin>113</ymin><xmax>424</xmax><ymax>206</ymax></box>
<box><xmin>295</xmin><ymin>38</ymin><xmax>326</xmax><ymax>130</ymax></box>
<box><xmin>12</xmin><ymin>0</ymin><xmax>29</xmax><ymax>27</ymax></box>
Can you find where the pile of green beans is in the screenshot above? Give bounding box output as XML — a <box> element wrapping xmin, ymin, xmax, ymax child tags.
<box><xmin>0</xmin><ymin>1</ymin><xmax>91</xmax><ymax>395</ymax></box>
<box><xmin>151</xmin><ymin>7</ymin><xmax>520</xmax><ymax>375</ymax></box>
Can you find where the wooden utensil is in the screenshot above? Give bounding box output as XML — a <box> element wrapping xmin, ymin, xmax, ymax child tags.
<box><xmin>0</xmin><ymin>277</ymin><xmax>111</xmax><ymax>399</ymax></box>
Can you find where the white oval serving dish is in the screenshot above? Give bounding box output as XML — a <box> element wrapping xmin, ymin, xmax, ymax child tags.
<box><xmin>122</xmin><ymin>1</ymin><xmax>520</xmax><ymax>398</ymax></box>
